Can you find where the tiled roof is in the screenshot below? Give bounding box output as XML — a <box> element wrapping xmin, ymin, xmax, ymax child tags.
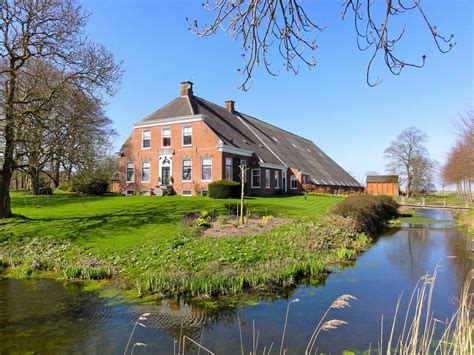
<box><xmin>366</xmin><ymin>175</ymin><xmax>399</xmax><ymax>183</ymax></box>
<box><xmin>135</xmin><ymin>94</ymin><xmax>361</xmax><ymax>188</ymax></box>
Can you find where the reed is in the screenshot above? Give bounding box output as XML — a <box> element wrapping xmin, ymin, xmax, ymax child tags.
<box><xmin>62</xmin><ymin>265</ymin><xmax>113</xmax><ymax>280</ymax></box>
<box><xmin>381</xmin><ymin>265</ymin><xmax>473</xmax><ymax>355</ymax></box>
<box><xmin>145</xmin><ymin>268</ymin><xmax>472</xmax><ymax>354</ymax></box>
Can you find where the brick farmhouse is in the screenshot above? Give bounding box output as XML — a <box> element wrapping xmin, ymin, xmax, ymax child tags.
<box><xmin>117</xmin><ymin>82</ymin><xmax>361</xmax><ymax>196</ymax></box>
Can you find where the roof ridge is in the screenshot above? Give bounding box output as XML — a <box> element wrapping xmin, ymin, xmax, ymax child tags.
<box><xmin>194</xmin><ymin>96</ymin><xmax>314</xmax><ymax>142</ymax></box>
<box><xmin>141</xmin><ymin>96</ymin><xmax>191</xmax><ymax>122</ymax></box>
<box><xmin>240</xmin><ymin>112</ymin><xmax>313</xmax><ymax>142</ymax></box>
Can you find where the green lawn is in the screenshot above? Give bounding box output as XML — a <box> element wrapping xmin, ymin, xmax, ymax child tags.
<box><xmin>1</xmin><ymin>192</ymin><xmax>367</xmax><ymax>297</ymax></box>
<box><xmin>4</xmin><ymin>192</ymin><xmax>341</xmax><ymax>253</ymax></box>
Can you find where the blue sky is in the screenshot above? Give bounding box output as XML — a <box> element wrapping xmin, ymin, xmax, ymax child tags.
<box><xmin>81</xmin><ymin>0</ymin><xmax>472</xmax><ymax>183</ymax></box>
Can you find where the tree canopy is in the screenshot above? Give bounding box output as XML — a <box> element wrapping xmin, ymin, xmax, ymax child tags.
<box><xmin>0</xmin><ymin>0</ymin><xmax>122</xmax><ymax>217</ymax></box>
<box><xmin>442</xmin><ymin>110</ymin><xmax>474</xmax><ymax>201</ymax></box>
<box><xmin>384</xmin><ymin>127</ymin><xmax>435</xmax><ymax>195</ymax></box>
<box><xmin>191</xmin><ymin>0</ymin><xmax>455</xmax><ymax>90</ymax></box>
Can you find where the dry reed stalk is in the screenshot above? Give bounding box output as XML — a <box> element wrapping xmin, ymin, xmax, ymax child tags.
<box><xmin>381</xmin><ymin>264</ymin><xmax>473</xmax><ymax>355</ymax></box>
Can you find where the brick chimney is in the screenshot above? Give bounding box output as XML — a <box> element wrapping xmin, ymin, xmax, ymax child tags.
<box><xmin>225</xmin><ymin>100</ymin><xmax>235</xmax><ymax>112</ymax></box>
<box><xmin>180</xmin><ymin>81</ymin><xmax>193</xmax><ymax>96</ymax></box>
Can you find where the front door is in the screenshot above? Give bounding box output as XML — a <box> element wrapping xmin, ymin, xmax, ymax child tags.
<box><xmin>282</xmin><ymin>171</ymin><xmax>287</xmax><ymax>193</ymax></box>
<box><xmin>159</xmin><ymin>155</ymin><xmax>172</xmax><ymax>186</ymax></box>
<box><xmin>161</xmin><ymin>166</ymin><xmax>170</xmax><ymax>185</ymax></box>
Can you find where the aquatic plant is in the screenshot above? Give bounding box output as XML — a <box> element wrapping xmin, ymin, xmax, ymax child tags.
<box><xmin>62</xmin><ymin>265</ymin><xmax>113</xmax><ymax>280</ymax></box>
<box><xmin>124</xmin><ymin>312</ymin><xmax>150</xmax><ymax>355</ymax></box>
<box><xmin>304</xmin><ymin>294</ymin><xmax>357</xmax><ymax>354</ymax></box>
<box><xmin>380</xmin><ymin>264</ymin><xmax>473</xmax><ymax>354</ymax></box>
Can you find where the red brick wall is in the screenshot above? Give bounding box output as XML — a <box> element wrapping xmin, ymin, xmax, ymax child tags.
<box><xmin>119</xmin><ymin>120</ymin><xmax>343</xmax><ymax>197</ymax></box>
<box><xmin>119</xmin><ymin>121</ymin><xmax>223</xmax><ymax>195</ymax></box>
<box><xmin>287</xmin><ymin>167</ymin><xmax>302</xmax><ymax>194</ymax></box>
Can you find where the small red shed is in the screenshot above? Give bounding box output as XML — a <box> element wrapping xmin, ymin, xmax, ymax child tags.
<box><xmin>366</xmin><ymin>175</ymin><xmax>399</xmax><ymax>196</ymax></box>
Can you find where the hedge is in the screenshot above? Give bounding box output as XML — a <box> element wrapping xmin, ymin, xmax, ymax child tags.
<box><xmin>208</xmin><ymin>180</ymin><xmax>241</xmax><ymax>199</ymax></box>
<box><xmin>331</xmin><ymin>194</ymin><xmax>399</xmax><ymax>235</ymax></box>
<box><xmin>72</xmin><ymin>177</ymin><xmax>109</xmax><ymax>195</ymax></box>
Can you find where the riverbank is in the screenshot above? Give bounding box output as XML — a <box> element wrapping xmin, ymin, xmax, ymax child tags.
<box><xmin>2</xmin><ymin>208</ymin><xmax>471</xmax><ymax>354</ymax></box>
<box><xmin>455</xmin><ymin>209</ymin><xmax>474</xmax><ymax>234</ymax></box>
<box><xmin>0</xmin><ymin>193</ymin><xmax>398</xmax><ymax>298</ymax></box>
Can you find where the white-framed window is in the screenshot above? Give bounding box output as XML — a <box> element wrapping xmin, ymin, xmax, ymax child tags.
<box><xmin>251</xmin><ymin>169</ymin><xmax>261</xmax><ymax>188</ymax></box>
<box><xmin>265</xmin><ymin>169</ymin><xmax>271</xmax><ymax>189</ymax></box>
<box><xmin>225</xmin><ymin>157</ymin><xmax>233</xmax><ymax>181</ymax></box>
<box><xmin>290</xmin><ymin>175</ymin><xmax>298</xmax><ymax>189</ymax></box>
<box><xmin>182</xmin><ymin>189</ymin><xmax>192</xmax><ymax>196</ymax></box>
<box><xmin>182</xmin><ymin>158</ymin><xmax>192</xmax><ymax>181</ymax></box>
<box><xmin>141</xmin><ymin>161</ymin><xmax>151</xmax><ymax>182</ymax></box>
<box><xmin>201</xmin><ymin>157</ymin><xmax>212</xmax><ymax>181</ymax></box>
<box><xmin>162</xmin><ymin>128</ymin><xmax>171</xmax><ymax>147</ymax></box>
<box><xmin>142</xmin><ymin>130</ymin><xmax>151</xmax><ymax>149</ymax></box>
<box><xmin>126</xmin><ymin>161</ymin><xmax>135</xmax><ymax>182</ymax></box>
<box><xmin>275</xmin><ymin>170</ymin><xmax>280</xmax><ymax>189</ymax></box>
<box><xmin>201</xmin><ymin>189</ymin><xmax>209</xmax><ymax>196</ymax></box>
<box><xmin>182</xmin><ymin>126</ymin><xmax>192</xmax><ymax>146</ymax></box>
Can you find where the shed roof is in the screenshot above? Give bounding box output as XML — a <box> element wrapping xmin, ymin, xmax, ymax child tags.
<box><xmin>366</xmin><ymin>175</ymin><xmax>399</xmax><ymax>183</ymax></box>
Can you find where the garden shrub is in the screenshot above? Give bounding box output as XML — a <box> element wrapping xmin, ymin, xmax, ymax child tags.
<box><xmin>208</xmin><ymin>180</ymin><xmax>241</xmax><ymax>199</ymax></box>
<box><xmin>32</xmin><ymin>179</ymin><xmax>53</xmax><ymax>195</ymax></box>
<box><xmin>58</xmin><ymin>180</ymin><xmax>74</xmax><ymax>192</ymax></box>
<box><xmin>331</xmin><ymin>194</ymin><xmax>399</xmax><ymax>235</ymax></box>
<box><xmin>72</xmin><ymin>176</ymin><xmax>109</xmax><ymax>195</ymax></box>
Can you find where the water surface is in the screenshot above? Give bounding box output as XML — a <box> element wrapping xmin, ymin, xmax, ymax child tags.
<box><xmin>1</xmin><ymin>209</ymin><xmax>472</xmax><ymax>354</ymax></box>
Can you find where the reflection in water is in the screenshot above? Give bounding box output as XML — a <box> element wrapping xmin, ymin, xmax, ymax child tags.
<box><xmin>0</xmin><ymin>209</ymin><xmax>472</xmax><ymax>354</ymax></box>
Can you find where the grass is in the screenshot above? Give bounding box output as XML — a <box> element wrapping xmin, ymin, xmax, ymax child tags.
<box><xmin>1</xmin><ymin>192</ymin><xmax>359</xmax><ymax>296</ymax></box>
<box><xmin>456</xmin><ymin>209</ymin><xmax>474</xmax><ymax>234</ymax></box>
<box><xmin>3</xmin><ymin>192</ymin><xmax>340</xmax><ymax>252</ymax></box>
<box><xmin>395</xmin><ymin>192</ymin><xmax>473</xmax><ymax>208</ymax></box>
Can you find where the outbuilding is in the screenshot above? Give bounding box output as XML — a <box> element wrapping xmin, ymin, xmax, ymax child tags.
<box><xmin>366</xmin><ymin>175</ymin><xmax>399</xmax><ymax>196</ymax></box>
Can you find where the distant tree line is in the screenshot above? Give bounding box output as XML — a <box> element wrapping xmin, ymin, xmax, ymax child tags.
<box><xmin>0</xmin><ymin>0</ymin><xmax>122</xmax><ymax>218</ymax></box>
<box><xmin>442</xmin><ymin>111</ymin><xmax>473</xmax><ymax>202</ymax></box>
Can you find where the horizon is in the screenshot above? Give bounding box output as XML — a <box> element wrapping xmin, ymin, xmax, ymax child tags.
<box><xmin>81</xmin><ymin>0</ymin><xmax>473</xmax><ymax>185</ymax></box>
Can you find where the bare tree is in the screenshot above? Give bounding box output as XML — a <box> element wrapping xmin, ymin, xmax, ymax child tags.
<box><xmin>384</xmin><ymin>127</ymin><xmax>429</xmax><ymax>196</ymax></box>
<box><xmin>0</xmin><ymin>0</ymin><xmax>122</xmax><ymax>217</ymax></box>
<box><xmin>443</xmin><ymin>110</ymin><xmax>473</xmax><ymax>201</ymax></box>
<box><xmin>190</xmin><ymin>0</ymin><xmax>455</xmax><ymax>89</ymax></box>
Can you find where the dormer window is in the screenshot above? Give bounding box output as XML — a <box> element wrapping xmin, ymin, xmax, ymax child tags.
<box><xmin>182</xmin><ymin>126</ymin><xmax>192</xmax><ymax>146</ymax></box>
<box><xmin>142</xmin><ymin>130</ymin><xmax>151</xmax><ymax>149</ymax></box>
<box><xmin>162</xmin><ymin>128</ymin><xmax>171</xmax><ymax>147</ymax></box>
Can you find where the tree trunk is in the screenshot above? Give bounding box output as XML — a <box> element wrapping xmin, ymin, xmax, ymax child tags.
<box><xmin>0</xmin><ymin>168</ymin><xmax>13</xmax><ymax>218</ymax></box>
<box><xmin>406</xmin><ymin>169</ymin><xmax>412</xmax><ymax>196</ymax></box>
<box><xmin>240</xmin><ymin>165</ymin><xmax>245</xmax><ymax>225</ymax></box>
<box><xmin>52</xmin><ymin>160</ymin><xmax>61</xmax><ymax>187</ymax></box>
<box><xmin>0</xmin><ymin>69</ymin><xmax>17</xmax><ymax>218</ymax></box>
<box><xmin>30</xmin><ymin>169</ymin><xmax>42</xmax><ymax>195</ymax></box>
